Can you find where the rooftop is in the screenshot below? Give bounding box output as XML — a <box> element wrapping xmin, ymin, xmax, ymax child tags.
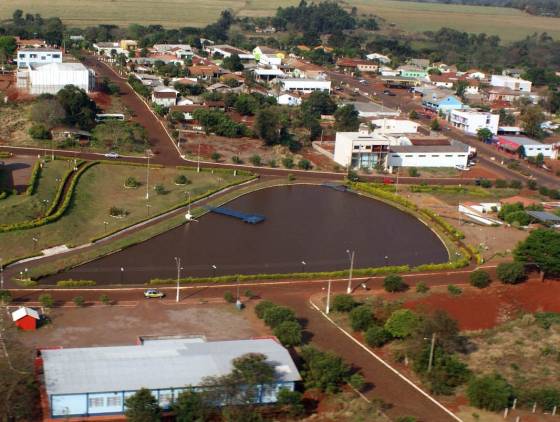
<box><xmin>42</xmin><ymin>338</ymin><xmax>301</xmax><ymax>396</ymax></box>
<box><xmin>499</xmin><ymin>135</ymin><xmax>545</xmax><ymax>146</ymax></box>
<box><xmin>344</xmin><ymin>101</ymin><xmax>399</xmax><ymax>115</ymax></box>
<box><xmin>391</xmin><ymin>144</ymin><xmax>468</xmax><ymax>153</ymax></box>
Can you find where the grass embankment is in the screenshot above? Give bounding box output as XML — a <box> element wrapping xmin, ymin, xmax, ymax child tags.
<box><xmin>1</xmin><ymin>162</ymin><xmax>252</xmax><ymax>266</ymax></box>
<box><xmin>0</xmin><ymin>159</ymin><xmax>69</xmax><ymax>225</ymax></box>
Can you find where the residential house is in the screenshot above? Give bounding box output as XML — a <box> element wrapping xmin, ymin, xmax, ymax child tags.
<box><xmin>336</xmin><ymin>58</ymin><xmax>378</xmax><ymax>73</ymax></box>
<box><xmin>170</xmin><ymin>104</ymin><xmax>208</xmax><ymax>121</ymax></box>
<box><xmin>284</xmin><ymin>59</ymin><xmax>327</xmax><ymax>79</ymax></box>
<box><xmin>14</xmin><ymin>37</ymin><xmax>47</xmax><ymax>49</ymax></box>
<box><xmin>366</xmin><ymin>53</ymin><xmax>391</xmax><ymax>64</ymax></box>
<box><xmin>398</xmin><ymin>65</ymin><xmax>428</xmax><ymax>79</ymax></box>
<box><xmin>41</xmin><ymin>337</ymin><xmax>301</xmax><ymax>418</ymax></box>
<box><xmin>450</xmin><ymin>109</ymin><xmax>500</xmax><ymax>135</ymax></box>
<box><xmin>277</xmin><ymin>93</ymin><xmax>303</xmax><ymax>106</ymax></box>
<box><xmin>151</xmin><ymin>86</ymin><xmax>178</xmax><ymax>107</ymax></box>
<box><xmin>207</xmin><ymin>45</ymin><xmax>254</xmax><ymax>61</ymax></box>
<box><xmin>486</xmin><ymin>87</ymin><xmax>538</xmax><ymax>104</ymax></box>
<box><xmin>490</xmin><ymin>75</ymin><xmax>532</xmax><ymax>92</ymax></box>
<box><xmin>421</xmin><ymin>88</ymin><xmax>464</xmax><ymax>114</ymax></box>
<box><xmin>254</xmin><ymin>67</ymin><xmax>286</xmax><ymax>81</ymax></box>
<box><xmin>188</xmin><ymin>64</ymin><xmax>222</xmax><ymax>80</ymax></box>
<box><xmin>464</xmin><ymin>69</ymin><xmax>486</xmax><ymax>80</ymax></box>
<box><xmin>279</xmin><ymin>78</ymin><xmax>331</xmax><ymax>93</ymax></box>
<box><xmin>11</xmin><ymin>307</ymin><xmax>40</xmax><ymax>331</ymax></box>
<box><xmin>253</xmin><ymin>46</ymin><xmax>284</xmax><ymax>67</ymax></box>
<box><xmin>343</xmin><ymin>101</ymin><xmax>400</xmax><ymax>118</ymax></box>
<box><xmin>16</xmin><ymin>47</ymin><xmax>62</xmax><ymax>68</ymax></box>
<box><xmin>496</xmin><ymin>135</ymin><xmax>554</xmax><ymax>158</ymax></box>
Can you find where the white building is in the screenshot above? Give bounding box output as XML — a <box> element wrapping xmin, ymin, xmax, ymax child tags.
<box><xmin>334</xmin><ymin>127</ymin><xmax>394</xmax><ymax>169</ymax></box>
<box><xmin>26</xmin><ymin>63</ymin><xmax>94</xmax><ymax>94</ymax></box>
<box><xmin>92</xmin><ymin>42</ymin><xmax>127</xmax><ymax>57</ymax></box>
<box><xmin>490</xmin><ymin>75</ymin><xmax>532</xmax><ymax>92</ymax></box>
<box><xmin>366</xmin><ymin>53</ymin><xmax>391</xmax><ymax>64</ymax></box>
<box><xmin>450</xmin><ymin>109</ymin><xmax>500</xmax><ymax>135</ymax></box>
<box><xmin>388</xmin><ymin>140</ymin><xmax>469</xmax><ymax>169</ymax></box>
<box><xmin>496</xmin><ymin>135</ymin><xmax>554</xmax><ymax>158</ymax></box>
<box><xmin>207</xmin><ymin>44</ymin><xmax>253</xmax><ymax>61</ymax></box>
<box><xmin>277</xmin><ymin>93</ymin><xmax>302</xmax><ymax>106</ymax></box>
<box><xmin>16</xmin><ymin>48</ymin><xmax>62</xmax><ymax>69</ymax></box>
<box><xmin>344</xmin><ymin>101</ymin><xmax>400</xmax><ymax>119</ymax></box>
<box><xmin>280</xmin><ymin>78</ymin><xmax>331</xmax><ymax>93</ymax></box>
<box><xmin>151</xmin><ymin>86</ymin><xmax>178</xmax><ymax>107</ymax></box>
<box><xmin>371</xmin><ymin>119</ymin><xmax>418</xmax><ymax>134</ymax></box>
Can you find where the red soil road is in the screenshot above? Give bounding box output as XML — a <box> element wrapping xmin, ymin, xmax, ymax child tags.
<box><xmin>404</xmin><ymin>278</ymin><xmax>560</xmax><ymax>331</ymax></box>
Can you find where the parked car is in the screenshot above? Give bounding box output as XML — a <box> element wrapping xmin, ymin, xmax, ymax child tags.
<box><xmin>383</xmin><ymin>177</ymin><xmax>395</xmax><ymax>184</ymax></box>
<box><xmin>144</xmin><ymin>289</ymin><xmax>165</xmax><ymax>299</ymax></box>
<box><xmin>104</xmin><ymin>152</ymin><xmax>119</xmax><ymax>158</ymax></box>
<box><xmin>359</xmin><ymin>79</ymin><xmax>368</xmax><ymax>85</ymax></box>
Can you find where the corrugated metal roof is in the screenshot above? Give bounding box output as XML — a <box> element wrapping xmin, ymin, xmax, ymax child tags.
<box><xmin>42</xmin><ymin>338</ymin><xmax>301</xmax><ymax>396</ymax></box>
<box><xmin>526</xmin><ymin>211</ymin><xmax>560</xmax><ymax>223</ymax></box>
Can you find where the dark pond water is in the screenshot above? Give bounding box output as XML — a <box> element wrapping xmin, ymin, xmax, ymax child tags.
<box><xmin>43</xmin><ymin>185</ymin><xmax>448</xmax><ymax>284</ymax></box>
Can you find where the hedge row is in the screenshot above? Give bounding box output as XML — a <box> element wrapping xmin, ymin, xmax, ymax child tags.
<box><xmin>0</xmin><ymin>191</ymin><xmax>7</xmax><ymax>200</ymax></box>
<box><xmin>56</xmin><ymin>279</ymin><xmax>97</xmax><ymax>287</ymax></box>
<box><xmin>25</xmin><ymin>160</ymin><xmax>42</xmax><ymax>196</ymax></box>
<box><xmin>0</xmin><ymin>161</ymin><xmax>98</xmax><ymax>233</ymax></box>
<box><xmin>175</xmin><ymin>165</ymin><xmax>254</xmax><ymax>177</ymax></box>
<box><xmin>409</xmin><ymin>185</ymin><xmax>490</xmax><ymax>196</ymax></box>
<box><xmin>419</xmin><ymin>208</ymin><xmax>465</xmax><ymax>240</ymax></box>
<box><xmin>0</xmin><ymin>151</ymin><xmax>13</xmax><ymax>158</ymax></box>
<box><xmin>98</xmin><ymin>159</ymin><xmax>164</xmax><ymax>169</ymax></box>
<box><xmin>45</xmin><ymin>162</ymin><xmax>83</xmax><ymax>217</ymax></box>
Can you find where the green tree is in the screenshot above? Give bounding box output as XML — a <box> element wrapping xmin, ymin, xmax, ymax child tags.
<box><xmin>514</xmin><ymin>229</ymin><xmax>560</xmax><ymax>277</ymax></box>
<box><xmin>520</xmin><ymin>105</ymin><xmax>545</xmax><ymax>139</ymax></box>
<box><xmin>0</xmin><ymin>290</ymin><xmax>12</xmax><ymax>305</ymax></box>
<box><xmin>349</xmin><ymin>305</ymin><xmax>374</xmax><ymax>331</ymax></box>
<box><xmin>383</xmin><ymin>274</ymin><xmax>407</xmax><ymax>292</ymax></box>
<box><xmin>38</xmin><ymin>294</ymin><xmax>54</xmax><ymax>308</ymax></box>
<box><xmin>0</xmin><ymin>36</ymin><xmax>17</xmax><ymax>64</ymax></box>
<box><xmin>409</xmin><ymin>110</ymin><xmax>418</xmax><ymax>119</ymax></box>
<box><xmin>496</xmin><ymin>262</ymin><xmax>526</xmax><ymax>284</ymax></box>
<box><xmin>254</xmin><ymin>107</ymin><xmax>289</xmax><ymax>146</ymax></box>
<box><xmin>276</xmin><ymin>389</ymin><xmax>304</xmax><ymax>417</ymax></box>
<box><xmin>255</xmin><ymin>300</ymin><xmax>276</xmax><ymax>319</ymax></box>
<box><xmin>273</xmin><ymin>320</ymin><xmax>302</xmax><ymax>347</ymax></box>
<box><xmin>476</xmin><ymin>127</ymin><xmax>493</xmax><ymax>142</ymax></box>
<box><xmin>56</xmin><ymin>85</ymin><xmax>98</xmax><ymax>130</ymax></box>
<box><xmin>30</xmin><ymin>98</ymin><xmax>65</xmax><ymax>129</ymax></box>
<box><xmin>455</xmin><ymin>80</ymin><xmax>468</xmax><ymax>98</ymax></box>
<box><xmin>298</xmin><ymin>159</ymin><xmax>312</xmax><ymax>170</ymax></box>
<box><xmin>430</xmin><ymin>118</ymin><xmax>441</xmax><ymax>131</ymax></box>
<box><xmin>384</xmin><ymin>309</ymin><xmax>419</xmax><ymax>338</ymax></box>
<box><xmin>234</xmin><ymin>94</ymin><xmax>258</xmax><ymax>116</ymax></box>
<box><xmin>301</xmin><ymin>91</ymin><xmax>337</xmax><ymax>117</ymax></box>
<box><xmin>249</xmin><ymin>154</ymin><xmax>262</xmax><ymax>166</ymax></box>
<box><xmin>467</xmin><ymin>374</ymin><xmax>512</xmax><ymax>411</ymax></box>
<box><xmin>222</xmin><ymin>53</ymin><xmax>244</xmax><ymax>72</ymax></box>
<box><xmin>263</xmin><ymin>306</ymin><xmax>297</xmax><ymax>328</ymax></box>
<box><xmin>300</xmin><ymin>346</ymin><xmax>351</xmax><ymax>393</ymax></box>
<box><xmin>173</xmin><ymin>389</ymin><xmax>208</xmax><ymax>422</ymax></box>
<box><xmin>334</xmin><ymin>104</ymin><xmax>359</xmax><ymax>131</ymax></box>
<box><xmin>332</xmin><ymin>294</ymin><xmax>356</xmax><ymax>312</ymax></box>
<box><xmin>28</xmin><ymin>124</ymin><xmax>50</xmax><ymax>140</ymax></box>
<box><xmin>364</xmin><ymin>325</ymin><xmax>392</xmax><ymax>347</ymax></box>
<box><xmin>469</xmin><ymin>270</ymin><xmax>491</xmax><ymax>288</ymax></box>
<box><xmin>498</xmin><ymin>108</ymin><xmax>515</xmax><ymax>126</ymax></box>
<box><xmin>124</xmin><ymin>388</ymin><xmax>161</xmax><ymax>422</ymax></box>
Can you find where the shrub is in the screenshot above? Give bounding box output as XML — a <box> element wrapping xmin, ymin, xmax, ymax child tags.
<box><xmin>109</xmin><ymin>206</ymin><xmax>127</xmax><ymax>217</ymax></box>
<box><xmin>494</xmin><ymin>179</ymin><xmax>507</xmax><ymax>188</ymax></box>
<box><xmin>0</xmin><ymin>290</ymin><xmax>12</xmax><ymax>304</ymax></box>
<box><xmin>124</xmin><ymin>176</ymin><xmax>140</xmax><ymax>188</ymax></box>
<box><xmin>211</xmin><ymin>152</ymin><xmax>221</xmax><ymax>162</ymax></box>
<box><xmin>479</xmin><ymin>178</ymin><xmax>492</xmax><ymax>188</ymax></box>
<box><xmin>469</xmin><ymin>270</ymin><xmax>490</xmax><ymax>288</ymax></box>
<box><xmin>509</xmin><ymin>180</ymin><xmax>522</xmax><ymax>189</ymax></box>
<box><xmin>231</xmin><ymin>155</ymin><xmax>242</xmax><ymax>164</ymax></box>
<box><xmin>348</xmin><ymin>373</ymin><xmax>365</xmax><ymax>391</ymax></box>
<box><xmin>447</xmin><ymin>284</ymin><xmax>462</xmax><ymax>296</ymax></box>
<box><xmin>504</xmin><ymin>210</ymin><xmax>531</xmax><ymax>226</ymax></box>
<box><xmin>467</xmin><ymin>374</ymin><xmax>513</xmax><ymax>411</ymax></box>
<box><xmin>100</xmin><ymin>294</ymin><xmax>111</xmax><ymax>305</ymax></box>
<box><xmin>397</xmin><ymin>417</ymin><xmax>417</xmax><ymax>422</ymax></box>
<box><xmin>332</xmin><ymin>294</ymin><xmax>356</xmax><ymax>312</ymax></box>
<box><xmin>249</xmin><ymin>154</ymin><xmax>262</xmax><ymax>166</ymax></box>
<box><xmin>73</xmin><ymin>296</ymin><xmax>85</xmax><ymax>307</ymax></box>
<box><xmin>263</xmin><ymin>306</ymin><xmax>297</xmax><ymax>328</ymax></box>
<box><xmin>56</xmin><ymin>280</ymin><xmax>96</xmax><ymax>287</ymax></box>
<box><xmin>384</xmin><ymin>309</ymin><xmax>419</xmax><ymax>338</ymax></box>
<box><xmin>527</xmin><ymin>179</ymin><xmax>538</xmax><ymax>190</ymax></box>
<box><xmin>268</xmin><ymin>159</ymin><xmax>277</xmax><ymax>168</ymax></box>
<box><xmin>349</xmin><ymin>305</ymin><xmax>374</xmax><ymax>332</ymax></box>
<box><xmin>300</xmin><ymin>346</ymin><xmax>351</xmax><ymax>393</ymax></box>
<box><xmin>29</xmin><ymin>123</ymin><xmax>50</xmax><ymax>139</ymax></box>
<box><xmin>416</xmin><ymin>282</ymin><xmax>429</xmax><ymax>293</ymax></box>
<box><xmin>276</xmin><ymin>389</ymin><xmax>304</xmax><ymax>417</ymax></box>
<box><xmin>282</xmin><ymin>157</ymin><xmax>294</xmax><ymax>169</ymax></box>
<box><xmin>383</xmin><ymin>274</ymin><xmax>407</xmax><ymax>292</ymax></box>
<box><xmin>255</xmin><ymin>300</ymin><xmax>276</xmax><ymax>319</ymax></box>
<box><xmin>496</xmin><ymin>262</ymin><xmax>526</xmax><ymax>284</ymax></box>
<box><xmin>154</xmin><ymin>184</ymin><xmax>166</xmax><ymax>195</ymax></box>
<box><xmin>408</xmin><ymin>167</ymin><xmax>419</xmax><ymax>177</ymax></box>
<box><xmin>273</xmin><ymin>320</ymin><xmax>302</xmax><ymax>347</ymax></box>
<box><xmin>223</xmin><ymin>291</ymin><xmax>235</xmax><ymax>303</ymax></box>
<box><xmin>298</xmin><ymin>159</ymin><xmax>312</xmax><ymax>170</ymax></box>
<box><xmin>287</xmin><ymin>173</ymin><xmax>295</xmax><ymax>182</ymax></box>
<box><xmin>364</xmin><ymin>325</ymin><xmax>392</xmax><ymax>347</ymax></box>
<box><xmin>244</xmin><ymin>289</ymin><xmax>256</xmax><ymax>299</ymax></box>
<box><xmin>26</xmin><ymin>161</ymin><xmax>42</xmax><ymax>196</ymax></box>
<box><xmin>39</xmin><ymin>294</ymin><xmax>54</xmax><ymax>308</ymax></box>
<box><xmin>174</xmin><ymin>174</ymin><xmax>188</xmax><ymax>185</ymax></box>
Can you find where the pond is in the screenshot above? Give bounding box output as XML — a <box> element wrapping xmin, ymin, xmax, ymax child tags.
<box><xmin>42</xmin><ymin>185</ymin><xmax>449</xmax><ymax>284</ymax></box>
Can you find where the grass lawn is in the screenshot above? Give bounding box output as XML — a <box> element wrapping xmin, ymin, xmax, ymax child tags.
<box><xmin>0</xmin><ymin>162</ymin><xmax>250</xmax><ymax>263</ymax></box>
<box><xmin>0</xmin><ymin>159</ymin><xmax>69</xmax><ymax>225</ymax></box>
<box><xmin>0</xmin><ymin>0</ymin><xmax>559</xmax><ymax>41</ymax></box>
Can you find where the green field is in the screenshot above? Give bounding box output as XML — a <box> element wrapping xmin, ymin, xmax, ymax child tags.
<box><xmin>0</xmin><ymin>162</ymin><xmax>248</xmax><ymax>263</ymax></box>
<box><xmin>1</xmin><ymin>0</ymin><xmax>559</xmax><ymax>41</ymax></box>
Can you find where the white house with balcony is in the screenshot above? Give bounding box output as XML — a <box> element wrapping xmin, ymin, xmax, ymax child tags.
<box><xmin>16</xmin><ymin>47</ymin><xmax>62</xmax><ymax>69</ymax></box>
<box><xmin>450</xmin><ymin>109</ymin><xmax>500</xmax><ymax>135</ymax></box>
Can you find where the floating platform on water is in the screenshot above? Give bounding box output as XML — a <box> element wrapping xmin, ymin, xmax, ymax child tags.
<box><xmin>206</xmin><ymin>206</ymin><xmax>265</xmax><ymax>224</ymax></box>
<box><xmin>322</xmin><ymin>182</ymin><xmax>348</xmax><ymax>192</ymax></box>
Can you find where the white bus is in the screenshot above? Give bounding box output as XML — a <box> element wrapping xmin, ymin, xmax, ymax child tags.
<box><xmin>95</xmin><ymin>113</ymin><xmax>125</xmax><ymax>122</ymax></box>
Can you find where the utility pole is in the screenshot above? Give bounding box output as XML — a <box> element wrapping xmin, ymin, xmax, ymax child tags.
<box><xmin>0</xmin><ymin>258</ymin><xmax>3</xmax><ymax>290</ymax></box>
<box><xmin>174</xmin><ymin>257</ymin><xmax>182</xmax><ymax>303</ymax></box>
<box><xmin>346</xmin><ymin>249</ymin><xmax>355</xmax><ymax>294</ymax></box>
<box><xmin>145</xmin><ymin>153</ymin><xmax>150</xmax><ymax>200</ymax></box>
<box><xmin>325</xmin><ymin>279</ymin><xmax>332</xmax><ymax>314</ymax></box>
<box><xmin>197</xmin><ymin>141</ymin><xmax>201</xmax><ymax>173</ymax></box>
<box><xmin>428</xmin><ymin>332</ymin><xmax>437</xmax><ymax>373</ymax></box>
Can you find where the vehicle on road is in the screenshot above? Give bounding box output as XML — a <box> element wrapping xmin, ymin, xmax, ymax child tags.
<box><xmin>455</xmin><ymin>165</ymin><xmax>470</xmax><ymax>171</ymax></box>
<box><xmin>383</xmin><ymin>89</ymin><xmax>396</xmax><ymax>96</ymax></box>
<box><xmin>383</xmin><ymin>177</ymin><xmax>395</xmax><ymax>184</ymax></box>
<box><xmin>104</xmin><ymin>152</ymin><xmax>120</xmax><ymax>158</ymax></box>
<box><xmin>359</xmin><ymin>79</ymin><xmax>368</xmax><ymax>85</ymax></box>
<box><xmin>144</xmin><ymin>289</ymin><xmax>165</xmax><ymax>298</ymax></box>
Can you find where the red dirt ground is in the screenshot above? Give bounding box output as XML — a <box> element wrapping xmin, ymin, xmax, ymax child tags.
<box><xmin>89</xmin><ymin>91</ymin><xmax>112</xmax><ymax>110</ymax></box>
<box><xmin>404</xmin><ymin>278</ymin><xmax>560</xmax><ymax>331</ymax></box>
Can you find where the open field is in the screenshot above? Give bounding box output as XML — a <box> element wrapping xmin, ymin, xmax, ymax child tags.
<box><xmin>1</xmin><ymin>0</ymin><xmax>559</xmax><ymax>41</ymax></box>
<box><xmin>0</xmin><ymin>160</ymin><xmax>247</xmax><ymax>263</ymax></box>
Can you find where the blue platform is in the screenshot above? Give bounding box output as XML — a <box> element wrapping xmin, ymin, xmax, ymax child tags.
<box><xmin>207</xmin><ymin>206</ymin><xmax>265</xmax><ymax>224</ymax></box>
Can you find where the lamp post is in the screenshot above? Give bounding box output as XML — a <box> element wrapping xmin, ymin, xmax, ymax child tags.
<box><xmin>325</xmin><ymin>279</ymin><xmax>332</xmax><ymax>314</ymax></box>
<box><xmin>145</xmin><ymin>153</ymin><xmax>150</xmax><ymax>201</ymax></box>
<box><xmin>197</xmin><ymin>139</ymin><xmax>201</xmax><ymax>173</ymax></box>
<box><xmin>427</xmin><ymin>332</ymin><xmax>437</xmax><ymax>373</ymax></box>
<box><xmin>32</xmin><ymin>237</ymin><xmax>39</xmax><ymax>251</ymax></box>
<box><xmin>301</xmin><ymin>261</ymin><xmax>306</xmax><ymax>273</ymax></box>
<box><xmin>174</xmin><ymin>257</ymin><xmax>183</xmax><ymax>303</ymax></box>
<box><xmin>0</xmin><ymin>258</ymin><xmax>4</xmax><ymax>289</ymax></box>
<box><xmin>103</xmin><ymin>221</ymin><xmax>109</xmax><ymax>233</ymax></box>
<box><xmin>120</xmin><ymin>267</ymin><xmax>124</xmax><ymax>284</ymax></box>
<box><xmin>346</xmin><ymin>249</ymin><xmax>355</xmax><ymax>294</ymax></box>
<box><xmin>211</xmin><ymin>264</ymin><xmax>217</xmax><ymax>278</ymax></box>
<box><xmin>146</xmin><ymin>203</ymin><xmax>151</xmax><ymax>217</ymax></box>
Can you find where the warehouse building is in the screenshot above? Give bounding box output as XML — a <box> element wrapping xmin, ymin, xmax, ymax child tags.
<box><xmin>25</xmin><ymin>62</ymin><xmax>94</xmax><ymax>95</ymax></box>
<box><xmin>387</xmin><ymin>140</ymin><xmax>469</xmax><ymax>169</ymax></box>
<box><xmin>279</xmin><ymin>78</ymin><xmax>331</xmax><ymax>93</ymax></box>
<box><xmin>495</xmin><ymin>135</ymin><xmax>554</xmax><ymax>158</ymax></box>
<box><xmin>41</xmin><ymin>337</ymin><xmax>300</xmax><ymax>418</ymax></box>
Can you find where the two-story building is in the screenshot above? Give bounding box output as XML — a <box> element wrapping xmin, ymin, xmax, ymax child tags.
<box><xmin>16</xmin><ymin>47</ymin><xmax>62</xmax><ymax>68</ymax></box>
<box><xmin>450</xmin><ymin>109</ymin><xmax>500</xmax><ymax>135</ymax></box>
<box><xmin>490</xmin><ymin>75</ymin><xmax>532</xmax><ymax>92</ymax></box>
<box><xmin>421</xmin><ymin>89</ymin><xmax>464</xmax><ymax>114</ymax></box>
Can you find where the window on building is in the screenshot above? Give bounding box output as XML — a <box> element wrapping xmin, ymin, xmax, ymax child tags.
<box><xmin>30</xmin><ymin>54</ymin><xmax>37</xmax><ymax>58</ymax></box>
<box><xmin>106</xmin><ymin>396</ymin><xmax>122</xmax><ymax>407</ymax></box>
<box><xmin>353</xmin><ymin>146</ymin><xmax>359</xmax><ymax>150</ymax></box>
<box><xmin>405</xmin><ymin>154</ymin><xmax>413</xmax><ymax>157</ymax></box>
<box><xmin>88</xmin><ymin>397</ymin><xmax>104</xmax><ymax>408</ymax></box>
<box><xmin>445</xmin><ymin>155</ymin><xmax>453</xmax><ymax>157</ymax></box>
<box><xmin>19</xmin><ymin>54</ymin><xmax>25</xmax><ymax>59</ymax></box>
<box><xmin>41</xmin><ymin>56</ymin><xmax>46</xmax><ymax>60</ymax></box>
<box><xmin>419</xmin><ymin>155</ymin><xmax>426</xmax><ymax>157</ymax></box>
<box><xmin>52</xmin><ymin>54</ymin><xmax>61</xmax><ymax>59</ymax></box>
<box><xmin>431</xmin><ymin>155</ymin><xmax>439</xmax><ymax>157</ymax></box>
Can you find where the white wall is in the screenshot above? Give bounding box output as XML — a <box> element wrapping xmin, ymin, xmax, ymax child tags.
<box><xmin>522</xmin><ymin>144</ymin><xmax>554</xmax><ymax>157</ymax></box>
<box><xmin>281</xmin><ymin>79</ymin><xmax>331</xmax><ymax>93</ymax></box>
<box><xmin>371</xmin><ymin>119</ymin><xmax>418</xmax><ymax>134</ymax></box>
<box><xmin>17</xmin><ymin>50</ymin><xmax>62</xmax><ymax>68</ymax></box>
<box><xmin>29</xmin><ymin>67</ymin><xmax>92</xmax><ymax>94</ymax></box>
<box><xmin>490</xmin><ymin>75</ymin><xmax>532</xmax><ymax>92</ymax></box>
<box><xmin>450</xmin><ymin>111</ymin><xmax>499</xmax><ymax>135</ymax></box>
<box><xmin>388</xmin><ymin>151</ymin><xmax>468</xmax><ymax>168</ymax></box>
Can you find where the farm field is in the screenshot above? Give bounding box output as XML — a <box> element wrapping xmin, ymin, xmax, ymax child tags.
<box><xmin>1</xmin><ymin>0</ymin><xmax>560</xmax><ymax>41</ymax></box>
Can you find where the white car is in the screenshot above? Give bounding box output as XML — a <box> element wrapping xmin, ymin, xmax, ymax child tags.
<box><xmin>104</xmin><ymin>152</ymin><xmax>119</xmax><ymax>158</ymax></box>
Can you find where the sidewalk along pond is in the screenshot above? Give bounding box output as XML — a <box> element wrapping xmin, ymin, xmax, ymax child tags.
<box><xmin>41</xmin><ymin>185</ymin><xmax>449</xmax><ymax>284</ymax></box>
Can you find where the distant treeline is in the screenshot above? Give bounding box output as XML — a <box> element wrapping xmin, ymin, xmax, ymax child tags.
<box><xmin>396</xmin><ymin>0</ymin><xmax>560</xmax><ymax>17</ymax></box>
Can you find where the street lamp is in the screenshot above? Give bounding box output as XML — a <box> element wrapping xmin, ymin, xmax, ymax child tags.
<box><xmin>120</xmin><ymin>267</ymin><xmax>124</xmax><ymax>284</ymax></box>
<box><xmin>145</xmin><ymin>152</ymin><xmax>150</xmax><ymax>201</ymax></box>
<box><xmin>174</xmin><ymin>257</ymin><xmax>183</xmax><ymax>303</ymax></box>
<box><xmin>32</xmin><ymin>237</ymin><xmax>39</xmax><ymax>250</ymax></box>
<box><xmin>146</xmin><ymin>203</ymin><xmax>151</xmax><ymax>217</ymax></box>
<box><xmin>346</xmin><ymin>249</ymin><xmax>355</xmax><ymax>294</ymax></box>
<box><xmin>211</xmin><ymin>264</ymin><xmax>217</xmax><ymax>278</ymax></box>
<box><xmin>0</xmin><ymin>257</ymin><xmax>4</xmax><ymax>289</ymax></box>
<box><xmin>103</xmin><ymin>221</ymin><xmax>109</xmax><ymax>233</ymax></box>
<box><xmin>325</xmin><ymin>279</ymin><xmax>332</xmax><ymax>314</ymax></box>
<box><xmin>427</xmin><ymin>333</ymin><xmax>437</xmax><ymax>373</ymax></box>
<box><xmin>197</xmin><ymin>139</ymin><xmax>201</xmax><ymax>173</ymax></box>
<box><xmin>301</xmin><ymin>261</ymin><xmax>306</xmax><ymax>273</ymax></box>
